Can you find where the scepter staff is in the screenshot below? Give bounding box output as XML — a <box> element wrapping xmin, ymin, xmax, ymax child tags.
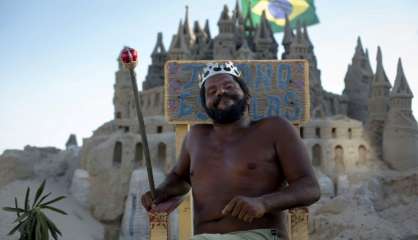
<box><xmin>119</xmin><ymin>46</ymin><xmax>156</xmax><ymax>200</ymax></box>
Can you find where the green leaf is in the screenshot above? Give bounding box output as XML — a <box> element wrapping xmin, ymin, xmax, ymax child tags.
<box><xmin>40</xmin><ymin>196</ymin><xmax>66</xmax><ymax>207</ymax></box>
<box><xmin>7</xmin><ymin>220</ymin><xmax>25</xmax><ymax>236</ymax></box>
<box><xmin>2</xmin><ymin>207</ymin><xmax>25</xmax><ymax>213</ymax></box>
<box><xmin>14</xmin><ymin>197</ymin><xmax>21</xmax><ymax>218</ymax></box>
<box><xmin>33</xmin><ymin>180</ymin><xmax>46</xmax><ymax>207</ymax></box>
<box><xmin>35</xmin><ymin>217</ymin><xmax>42</xmax><ymax>240</ymax></box>
<box><xmin>42</xmin><ymin>206</ymin><xmax>67</xmax><ymax>215</ymax></box>
<box><xmin>24</xmin><ymin>187</ymin><xmax>30</xmax><ymax>211</ymax></box>
<box><xmin>40</xmin><ymin>211</ymin><xmax>59</xmax><ymax>240</ymax></box>
<box><xmin>37</xmin><ymin>211</ymin><xmax>49</xmax><ymax>240</ymax></box>
<box><xmin>49</xmin><ymin>226</ymin><xmax>59</xmax><ymax>240</ymax></box>
<box><xmin>14</xmin><ymin>211</ymin><xmax>29</xmax><ymax>223</ymax></box>
<box><xmin>35</xmin><ymin>192</ymin><xmax>52</xmax><ymax>207</ymax></box>
<box><xmin>44</xmin><ymin>217</ymin><xmax>62</xmax><ymax>237</ymax></box>
<box><xmin>28</xmin><ymin>215</ymin><xmax>36</xmax><ymax>240</ymax></box>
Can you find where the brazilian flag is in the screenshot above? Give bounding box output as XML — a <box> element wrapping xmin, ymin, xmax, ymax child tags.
<box><xmin>241</xmin><ymin>0</ymin><xmax>319</xmax><ymax>33</ymax></box>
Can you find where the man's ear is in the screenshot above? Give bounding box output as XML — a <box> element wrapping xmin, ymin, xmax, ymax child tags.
<box><xmin>245</xmin><ymin>96</ymin><xmax>251</xmax><ymax>106</ymax></box>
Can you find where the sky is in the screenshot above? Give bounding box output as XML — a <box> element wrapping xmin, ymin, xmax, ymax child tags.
<box><xmin>0</xmin><ymin>0</ymin><xmax>417</xmax><ymax>153</ymax></box>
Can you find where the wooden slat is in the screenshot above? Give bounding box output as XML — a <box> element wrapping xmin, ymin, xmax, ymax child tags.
<box><xmin>176</xmin><ymin>124</ymin><xmax>193</xmax><ymax>240</ymax></box>
<box><xmin>149</xmin><ymin>212</ymin><xmax>169</xmax><ymax>240</ymax></box>
<box><xmin>288</xmin><ymin>208</ymin><xmax>309</xmax><ymax>240</ymax></box>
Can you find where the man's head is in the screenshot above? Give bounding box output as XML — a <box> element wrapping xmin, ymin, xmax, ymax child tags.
<box><xmin>199</xmin><ymin>62</ymin><xmax>251</xmax><ymax>124</ymax></box>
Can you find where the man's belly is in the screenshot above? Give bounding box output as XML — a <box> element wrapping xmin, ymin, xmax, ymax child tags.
<box><xmin>189</xmin><ymin>145</ymin><xmax>284</xmax><ymax>233</ymax></box>
<box><xmin>191</xmin><ymin>175</ymin><xmax>284</xmax><ymax>234</ymax></box>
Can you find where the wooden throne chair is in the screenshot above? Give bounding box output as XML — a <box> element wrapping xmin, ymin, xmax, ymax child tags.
<box><xmin>149</xmin><ymin>59</ymin><xmax>311</xmax><ymax>240</ymax></box>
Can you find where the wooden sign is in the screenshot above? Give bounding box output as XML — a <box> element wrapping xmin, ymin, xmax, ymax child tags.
<box><xmin>164</xmin><ymin>60</ymin><xmax>310</xmax><ymax>125</ymax></box>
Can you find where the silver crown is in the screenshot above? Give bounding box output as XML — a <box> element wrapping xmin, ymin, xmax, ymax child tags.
<box><xmin>199</xmin><ymin>61</ymin><xmax>241</xmax><ymax>88</ymax></box>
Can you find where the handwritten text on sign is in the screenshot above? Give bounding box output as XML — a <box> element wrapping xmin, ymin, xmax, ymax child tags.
<box><xmin>164</xmin><ymin>60</ymin><xmax>309</xmax><ymax>124</ymax></box>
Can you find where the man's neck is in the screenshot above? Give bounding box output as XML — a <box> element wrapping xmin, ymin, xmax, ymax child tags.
<box><xmin>212</xmin><ymin>113</ymin><xmax>251</xmax><ymax>138</ymax></box>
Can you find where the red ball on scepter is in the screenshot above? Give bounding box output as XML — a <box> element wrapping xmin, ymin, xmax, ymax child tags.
<box><xmin>120</xmin><ymin>46</ymin><xmax>139</xmax><ymax>70</ymax></box>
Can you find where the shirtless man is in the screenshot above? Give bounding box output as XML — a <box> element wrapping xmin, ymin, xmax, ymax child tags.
<box><xmin>141</xmin><ymin>62</ymin><xmax>320</xmax><ymax>239</ymax></box>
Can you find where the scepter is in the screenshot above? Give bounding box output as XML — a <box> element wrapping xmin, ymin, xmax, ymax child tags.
<box><xmin>119</xmin><ymin>46</ymin><xmax>156</xmax><ymax>200</ymax></box>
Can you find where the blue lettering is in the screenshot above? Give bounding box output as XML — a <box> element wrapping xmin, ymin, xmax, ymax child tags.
<box><xmin>284</xmin><ymin>92</ymin><xmax>301</xmax><ymax>120</ymax></box>
<box><xmin>255</xmin><ymin>64</ymin><xmax>273</xmax><ymax>92</ymax></box>
<box><xmin>277</xmin><ymin>64</ymin><xmax>291</xmax><ymax>89</ymax></box>
<box><xmin>195</xmin><ymin>95</ymin><xmax>208</xmax><ymax>120</ymax></box>
<box><xmin>250</xmin><ymin>96</ymin><xmax>264</xmax><ymax>120</ymax></box>
<box><xmin>177</xmin><ymin>92</ymin><xmax>193</xmax><ymax>117</ymax></box>
<box><xmin>236</xmin><ymin>63</ymin><xmax>253</xmax><ymax>88</ymax></box>
<box><xmin>196</xmin><ymin>112</ymin><xmax>209</xmax><ymax>121</ymax></box>
<box><xmin>266</xmin><ymin>95</ymin><xmax>281</xmax><ymax>116</ymax></box>
<box><xmin>182</xmin><ymin>64</ymin><xmax>205</xmax><ymax>89</ymax></box>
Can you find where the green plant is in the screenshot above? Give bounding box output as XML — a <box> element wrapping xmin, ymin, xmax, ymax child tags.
<box><xmin>2</xmin><ymin>180</ymin><xmax>67</xmax><ymax>240</ymax></box>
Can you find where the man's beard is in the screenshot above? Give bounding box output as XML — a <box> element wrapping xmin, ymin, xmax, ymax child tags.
<box><xmin>204</xmin><ymin>93</ymin><xmax>247</xmax><ymax>124</ymax></box>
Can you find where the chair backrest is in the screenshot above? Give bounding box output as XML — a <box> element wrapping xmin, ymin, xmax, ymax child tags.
<box><xmin>164</xmin><ymin>60</ymin><xmax>310</xmax><ymax>125</ymax></box>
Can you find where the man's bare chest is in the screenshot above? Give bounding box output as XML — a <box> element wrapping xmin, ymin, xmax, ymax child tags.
<box><xmin>189</xmin><ymin>134</ymin><xmax>280</xmax><ymax>182</ymax></box>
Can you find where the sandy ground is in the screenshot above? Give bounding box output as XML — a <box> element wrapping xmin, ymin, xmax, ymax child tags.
<box><xmin>0</xmin><ymin>178</ymin><xmax>104</xmax><ymax>240</ymax></box>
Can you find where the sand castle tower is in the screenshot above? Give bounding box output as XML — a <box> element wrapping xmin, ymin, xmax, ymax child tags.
<box><xmin>367</xmin><ymin>47</ymin><xmax>391</xmax><ymax>158</ymax></box>
<box><xmin>383</xmin><ymin>59</ymin><xmax>418</xmax><ymax>170</ymax></box>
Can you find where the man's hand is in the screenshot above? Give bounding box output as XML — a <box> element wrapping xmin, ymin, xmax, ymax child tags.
<box><xmin>221</xmin><ymin>196</ymin><xmax>267</xmax><ymax>223</ymax></box>
<box><xmin>141</xmin><ymin>191</ymin><xmax>184</xmax><ymax>214</ymax></box>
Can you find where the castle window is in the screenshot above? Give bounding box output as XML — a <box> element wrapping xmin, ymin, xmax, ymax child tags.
<box><xmin>113</xmin><ymin>141</ymin><xmax>122</xmax><ymax>168</ymax></box>
<box><xmin>315</xmin><ymin>127</ymin><xmax>321</xmax><ymax>138</ymax></box>
<box><xmin>116</xmin><ymin>112</ymin><xmax>122</xmax><ymax>119</ymax></box>
<box><xmin>124</xmin><ymin>126</ymin><xmax>129</xmax><ymax>133</ymax></box>
<box><xmin>312</xmin><ymin>144</ymin><xmax>322</xmax><ymax>167</ymax></box>
<box><xmin>134</xmin><ymin>143</ymin><xmax>143</xmax><ymax>169</ymax></box>
<box><xmin>157</xmin><ymin>126</ymin><xmax>163</xmax><ymax>133</ymax></box>
<box><xmin>348</xmin><ymin>128</ymin><xmax>352</xmax><ymax>139</ymax></box>
<box><xmin>299</xmin><ymin>127</ymin><xmax>304</xmax><ymax>138</ymax></box>
<box><xmin>362</xmin><ymin>75</ymin><xmax>368</xmax><ymax>84</ymax></box>
<box><xmin>158</xmin><ymin>142</ymin><xmax>167</xmax><ymax>168</ymax></box>
<box><xmin>140</xmin><ymin>95</ymin><xmax>144</xmax><ymax>106</ymax></box>
<box><xmin>154</xmin><ymin>93</ymin><xmax>160</xmax><ymax>106</ymax></box>
<box><xmin>332</xmin><ymin>128</ymin><xmax>336</xmax><ymax>138</ymax></box>
<box><xmin>147</xmin><ymin>96</ymin><xmax>151</xmax><ymax>108</ymax></box>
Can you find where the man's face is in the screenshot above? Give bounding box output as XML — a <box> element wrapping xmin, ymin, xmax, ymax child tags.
<box><xmin>203</xmin><ymin>74</ymin><xmax>247</xmax><ymax>124</ymax></box>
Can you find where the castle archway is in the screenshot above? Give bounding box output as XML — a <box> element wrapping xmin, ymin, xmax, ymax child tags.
<box><xmin>113</xmin><ymin>141</ymin><xmax>122</xmax><ymax>168</ymax></box>
<box><xmin>334</xmin><ymin>145</ymin><xmax>345</xmax><ymax>173</ymax></box>
<box><xmin>134</xmin><ymin>143</ymin><xmax>143</xmax><ymax>169</ymax></box>
<box><xmin>358</xmin><ymin>145</ymin><xmax>367</xmax><ymax>164</ymax></box>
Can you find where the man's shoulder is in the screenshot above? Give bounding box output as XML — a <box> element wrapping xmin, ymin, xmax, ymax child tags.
<box><xmin>190</xmin><ymin>124</ymin><xmax>213</xmax><ymax>131</ymax></box>
<box><xmin>255</xmin><ymin>116</ymin><xmax>294</xmax><ymax>130</ymax></box>
<box><xmin>188</xmin><ymin>124</ymin><xmax>213</xmax><ymax>137</ymax></box>
<box><xmin>253</xmin><ymin>117</ymin><xmax>297</xmax><ymax>140</ymax></box>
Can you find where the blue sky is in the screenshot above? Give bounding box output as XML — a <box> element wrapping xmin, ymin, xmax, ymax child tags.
<box><xmin>1</xmin><ymin>0</ymin><xmax>417</xmax><ymax>153</ymax></box>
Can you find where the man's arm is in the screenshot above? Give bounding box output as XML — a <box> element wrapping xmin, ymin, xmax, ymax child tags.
<box><xmin>141</xmin><ymin>131</ymin><xmax>192</xmax><ymax>212</ymax></box>
<box><xmin>260</xmin><ymin>117</ymin><xmax>320</xmax><ymax>212</ymax></box>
